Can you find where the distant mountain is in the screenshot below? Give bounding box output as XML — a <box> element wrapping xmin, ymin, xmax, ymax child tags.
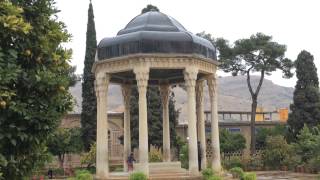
<box><xmin>69</xmin><ymin>76</ymin><xmax>294</xmax><ymax>123</ymax></box>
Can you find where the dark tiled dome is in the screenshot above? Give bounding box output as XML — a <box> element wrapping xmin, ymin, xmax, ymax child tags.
<box><xmin>97</xmin><ymin>11</ymin><xmax>216</xmax><ymax>60</ymax></box>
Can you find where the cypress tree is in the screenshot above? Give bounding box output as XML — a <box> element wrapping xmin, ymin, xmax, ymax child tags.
<box><xmin>147</xmin><ymin>86</ymin><xmax>163</xmax><ymax>147</ymax></box>
<box><xmin>81</xmin><ymin>1</ymin><xmax>97</xmax><ymax>151</ymax></box>
<box><xmin>130</xmin><ymin>86</ymin><xmax>178</xmax><ymax>149</ymax></box>
<box><xmin>130</xmin><ymin>86</ymin><xmax>139</xmax><ymax>148</ymax></box>
<box><xmin>288</xmin><ymin>50</ymin><xmax>320</xmax><ymax>138</ymax></box>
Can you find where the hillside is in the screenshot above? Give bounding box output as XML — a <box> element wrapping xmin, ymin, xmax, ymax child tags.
<box><xmin>69</xmin><ymin>76</ymin><xmax>294</xmax><ymax>123</ymax></box>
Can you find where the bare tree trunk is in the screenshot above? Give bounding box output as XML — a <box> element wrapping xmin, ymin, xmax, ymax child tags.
<box><xmin>246</xmin><ymin>69</ymin><xmax>265</xmax><ymax>155</ymax></box>
<box><xmin>250</xmin><ymin>98</ymin><xmax>257</xmax><ymax>155</ymax></box>
<box><xmin>58</xmin><ymin>154</ymin><xmax>64</xmax><ymax>169</ymax></box>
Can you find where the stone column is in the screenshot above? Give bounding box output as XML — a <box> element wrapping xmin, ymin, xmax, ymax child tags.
<box><xmin>196</xmin><ymin>80</ymin><xmax>207</xmax><ymax>170</ymax></box>
<box><xmin>134</xmin><ymin>66</ymin><xmax>149</xmax><ymax>175</ymax></box>
<box><xmin>184</xmin><ymin>67</ymin><xmax>199</xmax><ymax>175</ymax></box>
<box><xmin>121</xmin><ymin>84</ymin><xmax>131</xmax><ymax>171</ymax></box>
<box><xmin>160</xmin><ymin>83</ymin><xmax>171</xmax><ymax>162</ymax></box>
<box><xmin>95</xmin><ymin>73</ymin><xmax>110</xmax><ymax>179</ymax></box>
<box><xmin>207</xmin><ymin>74</ymin><xmax>221</xmax><ymax>172</ymax></box>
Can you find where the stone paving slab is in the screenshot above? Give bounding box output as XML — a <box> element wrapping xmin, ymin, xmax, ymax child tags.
<box><xmin>255</xmin><ymin>171</ymin><xmax>319</xmax><ymax>180</ymax></box>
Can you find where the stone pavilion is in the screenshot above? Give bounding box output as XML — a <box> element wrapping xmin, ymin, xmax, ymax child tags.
<box><xmin>92</xmin><ymin>10</ymin><xmax>221</xmax><ymax>179</ymax></box>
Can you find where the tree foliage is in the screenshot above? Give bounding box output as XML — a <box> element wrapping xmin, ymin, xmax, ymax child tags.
<box><xmin>262</xmin><ymin>135</ymin><xmax>291</xmax><ymax>169</ymax></box>
<box><xmin>141</xmin><ymin>4</ymin><xmax>159</xmax><ymax>14</ymax></box>
<box><xmin>130</xmin><ymin>86</ymin><xmax>179</xmax><ymax>148</ymax></box>
<box><xmin>80</xmin><ymin>142</ymin><xmax>96</xmax><ymax>168</ymax></box>
<box><xmin>219</xmin><ymin>129</ymin><xmax>246</xmax><ymax>153</ymax></box>
<box><xmin>292</xmin><ymin>125</ymin><xmax>320</xmax><ymax>163</ymax></box>
<box><xmin>199</xmin><ymin>32</ymin><xmax>293</xmax><ymax>153</ymax></box>
<box><xmin>288</xmin><ymin>50</ymin><xmax>320</xmax><ymax>138</ymax></box>
<box><xmin>0</xmin><ymin>0</ymin><xmax>74</xmax><ymax>178</ymax></box>
<box><xmin>81</xmin><ymin>1</ymin><xmax>97</xmax><ymax>151</ymax></box>
<box><xmin>256</xmin><ymin>125</ymin><xmax>287</xmax><ymax>148</ymax></box>
<box><xmin>47</xmin><ymin>128</ymin><xmax>83</xmax><ymax>168</ymax></box>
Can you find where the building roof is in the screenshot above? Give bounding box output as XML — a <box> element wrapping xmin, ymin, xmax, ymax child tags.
<box><xmin>97</xmin><ymin>11</ymin><xmax>216</xmax><ymax>60</ymax></box>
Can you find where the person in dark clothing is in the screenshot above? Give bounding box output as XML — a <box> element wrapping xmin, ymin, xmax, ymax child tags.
<box><xmin>198</xmin><ymin>141</ymin><xmax>202</xmax><ymax>171</ymax></box>
<box><xmin>47</xmin><ymin>169</ymin><xmax>53</xmax><ymax>179</ymax></box>
<box><xmin>127</xmin><ymin>152</ymin><xmax>136</xmax><ymax>171</ymax></box>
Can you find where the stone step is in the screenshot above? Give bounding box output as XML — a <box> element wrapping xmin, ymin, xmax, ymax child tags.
<box><xmin>108</xmin><ymin>170</ymin><xmax>201</xmax><ymax>180</ymax></box>
<box><xmin>149</xmin><ymin>162</ymin><xmax>182</xmax><ymax>169</ymax></box>
<box><xmin>150</xmin><ymin>169</ymin><xmax>188</xmax><ymax>173</ymax></box>
<box><xmin>108</xmin><ymin>175</ymin><xmax>202</xmax><ymax>180</ymax></box>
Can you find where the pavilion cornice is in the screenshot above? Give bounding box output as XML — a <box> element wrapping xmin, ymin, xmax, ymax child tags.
<box><xmin>92</xmin><ymin>53</ymin><xmax>219</xmax><ymax>75</ymax></box>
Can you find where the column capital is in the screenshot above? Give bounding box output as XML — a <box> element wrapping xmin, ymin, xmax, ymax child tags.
<box><xmin>121</xmin><ymin>83</ymin><xmax>132</xmax><ymax>107</ymax></box>
<box><xmin>184</xmin><ymin>67</ymin><xmax>198</xmax><ymax>88</ymax></box>
<box><xmin>206</xmin><ymin>74</ymin><xmax>217</xmax><ymax>99</ymax></box>
<box><xmin>196</xmin><ymin>80</ymin><xmax>205</xmax><ymax>105</ymax></box>
<box><xmin>95</xmin><ymin>73</ymin><xmax>110</xmax><ymax>98</ymax></box>
<box><xmin>134</xmin><ymin>67</ymin><xmax>149</xmax><ymax>94</ymax></box>
<box><xmin>159</xmin><ymin>83</ymin><xmax>170</xmax><ymax>106</ymax></box>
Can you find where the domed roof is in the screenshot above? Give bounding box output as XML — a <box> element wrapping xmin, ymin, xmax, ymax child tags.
<box><xmin>97</xmin><ymin>11</ymin><xmax>216</xmax><ymax>60</ymax></box>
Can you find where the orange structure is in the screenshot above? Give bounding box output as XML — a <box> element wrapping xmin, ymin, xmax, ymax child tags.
<box><xmin>278</xmin><ymin>108</ymin><xmax>289</xmax><ymax>122</ymax></box>
<box><xmin>255</xmin><ymin>107</ymin><xmax>264</xmax><ymax>121</ymax></box>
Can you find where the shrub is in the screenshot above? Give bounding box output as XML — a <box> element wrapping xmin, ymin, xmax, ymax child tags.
<box><xmin>292</xmin><ymin>125</ymin><xmax>320</xmax><ymax>164</ymax></box>
<box><xmin>220</xmin><ymin>129</ymin><xmax>246</xmax><ymax>153</ymax></box>
<box><xmin>75</xmin><ymin>170</ymin><xmax>93</xmax><ymax>180</ymax></box>
<box><xmin>180</xmin><ymin>144</ymin><xmax>188</xmax><ymax>169</ymax></box>
<box><xmin>262</xmin><ymin>135</ymin><xmax>290</xmax><ymax>169</ymax></box>
<box><xmin>80</xmin><ymin>142</ymin><xmax>96</xmax><ymax>168</ymax></box>
<box><xmin>256</xmin><ymin>125</ymin><xmax>287</xmax><ymax>148</ymax></box>
<box><xmin>149</xmin><ymin>146</ymin><xmax>163</xmax><ymax>162</ymax></box>
<box><xmin>243</xmin><ymin>156</ymin><xmax>263</xmax><ymax>171</ymax></box>
<box><xmin>229</xmin><ymin>167</ymin><xmax>244</xmax><ymax>179</ymax></box>
<box><xmin>51</xmin><ymin>168</ymin><xmax>64</xmax><ymax>176</ymax></box>
<box><xmin>129</xmin><ymin>172</ymin><xmax>147</xmax><ymax>180</ymax></box>
<box><xmin>242</xmin><ymin>172</ymin><xmax>256</xmax><ymax>180</ymax></box>
<box><xmin>209</xmin><ymin>175</ymin><xmax>222</xmax><ymax>180</ymax></box>
<box><xmin>222</xmin><ymin>156</ymin><xmax>244</xmax><ymax>170</ymax></box>
<box><xmin>202</xmin><ymin>168</ymin><xmax>214</xmax><ymax>180</ymax></box>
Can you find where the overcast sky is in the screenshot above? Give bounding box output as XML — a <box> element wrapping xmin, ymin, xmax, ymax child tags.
<box><xmin>56</xmin><ymin>0</ymin><xmax>320</xmax><ymax>87</ymax></box>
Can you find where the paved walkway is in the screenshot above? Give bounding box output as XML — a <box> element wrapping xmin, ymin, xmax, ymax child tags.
<box><xmin>255</xmin><ymin>171</ymin><xmax>319</xmax><ymax>180</ymax></box>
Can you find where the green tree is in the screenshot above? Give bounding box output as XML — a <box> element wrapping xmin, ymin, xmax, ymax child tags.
<box><xmin>147</xmin><ymin>86</ymin><xmax>163</xmax><ymax>147</ymax></box>
<box><xmin>262</xmin><ymin>135</ymin><xmax>291</xmax><ymax>169</ymax></box>
<box><xmin>213</xmin><ymin>33</ymin><xmax>293</xmax><ymax>154</ymax></box>
<box><xmin>219</xmin><ymin>129</ymin><xmax>246</xmax><ymax>153</ymax></box>
<box><xmin>256</xmin><ymin>124</ymin><xmax>287</xmax><ymax>148</ymax></box>
<box><xmin>130</xmin><ymin>86</ymin><xmax>179</xmax><ymax>148</ymax></box>
<box><xmin>288</xmin><ymin>51</ymin><xmax>320</xmax><ymax>138</ymax></box>
<box><xmin>81</xmin><ymin>0</ymin><xmax>97</xmax><ymax>151</ymax></box>
<box><xmin>47</xmin><ymin>128</ymin><xmax>83</xmax><ymax>169</ymax></box>
<box><xmin>141</xmin><ymin>4</ymin><xmax>159</xmax><ymax>14</ymax></box>
<box><xmin>0</xmin><ymin>0</ymin><xmax>74</xmax><ymax>178</ymax></box>
<box><xmin>80</xmin><ymin>142</ymin><xmax>96</xmax><ymax>168</ymax></box>
<box><xmin>292</xmin><ymin>125</ymin><xmax>318</xmax><ymax>163</ymax></box>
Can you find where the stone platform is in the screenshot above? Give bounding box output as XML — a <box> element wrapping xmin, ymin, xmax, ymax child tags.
<box><xmin>108</xmin><ymin>162</ymin><xmax>202</xmax><ymax>180</ymax></box>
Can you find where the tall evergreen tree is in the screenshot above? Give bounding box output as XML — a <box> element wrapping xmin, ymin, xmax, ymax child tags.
<box><xmin>81</xmin><ymin>1</ymin><xmax>97</xmax><ymax>151</ymax></box>
<box><xmin>147</xmin><ymin>86</ymin><xmax>163</xmax><ymax>147</ymax></box>
<box><xmin>130</xmin><ymin>86</ymin><xmax>178</xmax><ymax>149</ymax></box>
<box><xmin>288</xmin><ymin>50</ymin><xmax>320</xmax><ymax>138</ymax></box>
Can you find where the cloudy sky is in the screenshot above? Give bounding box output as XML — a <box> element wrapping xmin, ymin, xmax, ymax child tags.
<box><xmin>56</xmin><ymin>0</ymin><xmax>320</xmax><ymax>87</ymax></box>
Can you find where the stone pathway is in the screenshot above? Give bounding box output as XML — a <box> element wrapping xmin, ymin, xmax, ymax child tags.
<box><xmin>255</xmin><ymin>171</ymin><xmax>319</xmax><ymax>180</ymax></box>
